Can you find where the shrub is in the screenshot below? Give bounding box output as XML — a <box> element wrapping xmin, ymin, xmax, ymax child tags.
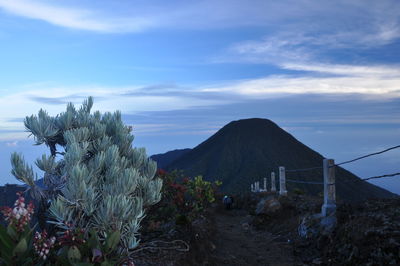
<box><xmin>148</xmin><ymin>170</ymin><xmax>221</xmax><ymax>225</ymax></box>
<box><xmin>293</xmin><ymin>188</ymin><xmax>305</xmax><ymax>195</ymax></box>
<box><xmin>0</xmin><ymin>193</ymin><xmax>135</xmax><ymax>265</ymax></box>
<box><xmin>10</xmin><ymin>97</ymin><xmax>162</xmax><ymax>253</ymax></box>
<box><xmin>0</xmin><ymin>193</ymin><xmax>36</xmax><ymax>265</ymax></box>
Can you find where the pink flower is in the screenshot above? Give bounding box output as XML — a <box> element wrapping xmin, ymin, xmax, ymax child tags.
<box><xmin>33</xmin><ymin>230</ymin><xmax>56</xmax><ymax>260</ymax></box>
<box><xmin>1</xmin><ymin>192</ymin><xmax>34</xmax><ymax>232</ymax></box>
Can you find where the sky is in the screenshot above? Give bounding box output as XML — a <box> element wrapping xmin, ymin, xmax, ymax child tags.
<box><xmin>0</xmin><ymin>0</ymin><xmax>399</xmax><ymax>194</ymax></box>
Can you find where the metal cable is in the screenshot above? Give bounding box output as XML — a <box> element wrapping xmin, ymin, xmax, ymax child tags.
<box><xmin>334</xmin><ymin>145</ymin><xmax>400</xmax><ymax>167</ymax></box>
<box><xmin>361</xmin><ymin>172</ymin><xmax>400</xmax><ymax>181</ymax></box>
<box><xmin>286</xmin><ymin>179</ymin><xmax>323</xmax><ymax>184</ymax></box>
<box><xmin>340</xmin><ymin>171</ymin><xmax>400</xmax><ymax>183</ymax></box>
<box><xmin>285</xmin><ymin>166</ymin><xmax>323</xmax><ymax>173</ymax></box>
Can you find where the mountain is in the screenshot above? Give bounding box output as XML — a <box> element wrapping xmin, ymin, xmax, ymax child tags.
<box><xmin>158</xmin><ymin>118</ymin><xmax>396</xmax><ymax>201</ymax></box>
<box><xmin>151</xmin><ymin>148</ymin><xmax>191</xmax><ymax>170</ymax></box>
<box><xmin>0</xmin><ymin>179</ymin><xmax>46</xmax><ymax>211</ymax></box>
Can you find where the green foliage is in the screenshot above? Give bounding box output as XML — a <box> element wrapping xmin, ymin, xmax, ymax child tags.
<box><xmin>10</xmin><ymin>97</ymin><xmax>162</xmax><ymax>253</ymax></box>
<box><xmin>186</xmin><ymin>175</ymin><xmax>218</xmax><ymax>213</ymax></box>
<box><xmin>56</xmin><ymin>228</ymin><xmax>129</xmax><ymax>265</ymax></box>
<box><xmin>293</xmin><ymin>188</ymin><xmax>305</xmax><ymax>195</ymax></box>
<box><xmin>0</xmin><ymin>194</ymin><xmax>37</xmax><ymax>265</ymax></box>
<box><xmin>147</xmin><ymin>170</ymin><xmax>221</xmax><ymax>226</ymax></box>
<box><xmin>0</xmin><ymin>194</ymin><xmax>134</xmax><ymax>265</ymax></box>
<box><xmin>0</xmin><ymin>224</ymin><xmax>35</xmax><ymax>265</ymax></box>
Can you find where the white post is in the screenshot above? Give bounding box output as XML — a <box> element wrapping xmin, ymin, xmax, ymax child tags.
<box><xmin>271</xmin><ymin>172</ymin><xmax>276</xmax><ymax>192</ymax></box>
<box><xmin>251</xmin><ymin>183</ymin><xmax>254</xmax><ymax>192</ymax></box>
<box><xmin>279</xmin><ymin>167</ymin><xmax>287</xmax><ymax>196</ymax></box>
<box><xmin>263</xmin><ymin>177</ymin><xmax>267</xmax><ymax>191</ymax></box>
<box><xmin>321</xmin><ymin>159</ymin><xmax>336</xmax><ymax>216</ymax></box>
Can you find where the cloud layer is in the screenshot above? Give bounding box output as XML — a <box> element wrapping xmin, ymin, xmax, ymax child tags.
<box><xmin>1</xmin><ymin>60</ymin><xmax>400</xmax><ymax>140</ymax></box>
<box><xmin>1</xmin><ymin>0</ymin><xmax>399</xmax><ymax>36</ymax></box>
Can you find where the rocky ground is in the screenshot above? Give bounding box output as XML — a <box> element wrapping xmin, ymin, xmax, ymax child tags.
<box><xmin>133</xmin><ymin>192</ymin><xmax>400</xmax><ymax>265</ymax></box>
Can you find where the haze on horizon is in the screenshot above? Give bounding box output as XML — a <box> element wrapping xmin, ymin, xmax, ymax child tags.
<box><xmin>0</xmin><ymin>0</ymin><xmax>399</xmax><ymax>194</ymax></box>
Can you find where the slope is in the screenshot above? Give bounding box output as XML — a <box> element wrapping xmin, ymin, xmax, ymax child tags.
<box><xmin>151</xmin><ymin>148</ymin><xmax>191</xmax><ymax>170</ymax></box>
<box><xmin>164</xmin><ymin>118</ymin><xmax>396</xmax><ymax>201</ymax></box>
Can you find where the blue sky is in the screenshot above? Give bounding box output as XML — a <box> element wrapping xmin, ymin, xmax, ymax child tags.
<box><xmin>0</xmin><ymin>0</ymin><xmax>399</xmax><ymax>193</ymax></box>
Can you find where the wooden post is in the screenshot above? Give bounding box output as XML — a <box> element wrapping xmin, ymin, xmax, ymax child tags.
<box><xmin>279</xmin><ymin>167</ymin><xmax>287</xmax><ymax>196</ymax></box>
<box><xmin>322</xmin><ymin>159</ymin><xmax>336</xmax><ymax>216</ymax></box>
<box><xmin>271</xmin><ymin>172</ymin><xmax>276</xmax><ymax>192</ymax></box>
<box><xmin>263</xmin><ymin>177</ymin><xmax>267</xmax><ymax>191</ymax></box>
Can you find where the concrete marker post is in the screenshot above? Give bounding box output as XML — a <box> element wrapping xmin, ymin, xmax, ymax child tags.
<box><xmin>271</xmin><ymin>172</ymin><xmax>276</xmax><ymax>192</ymax></box>
<box><xmin>279</xmin><ymin>166</ymin><xmax>287</xmax><ymax>196</ymax></box>
<box><xmin>321</xmin><ymin>159</ymin><xmax>336</xmax><ymax>216</ymax></box>
<box><xmin>264</xmin><ymin>177</ymin><xmax>267</xmax><ymax>191</ymax></box>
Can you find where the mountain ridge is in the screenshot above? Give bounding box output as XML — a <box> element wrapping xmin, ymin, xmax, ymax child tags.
<box><xmin>153</xmin><ymin>118</ymin><xmax>396</xmax><ymax>201</ymax></box>
<box><xmin>151</xmin><ymin>148</ymin><xmax>191</xmax><ymax>170</ymax></box>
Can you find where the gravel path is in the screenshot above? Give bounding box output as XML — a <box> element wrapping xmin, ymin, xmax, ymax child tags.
<box><xmin>210</xmin><ymin>208</ymin><xmax>299</xmax><ymax>266</ymax></box>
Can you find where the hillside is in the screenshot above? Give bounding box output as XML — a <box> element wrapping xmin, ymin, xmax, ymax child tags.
<box><xmin>151</xmin><ymin>148</ymin><xmax>191</xmax><ymax>170</ymax></box>
<box><xmin>158</xmin><ymin>118</ymin><xmax>395</xmax><ymax>201</ymax></box>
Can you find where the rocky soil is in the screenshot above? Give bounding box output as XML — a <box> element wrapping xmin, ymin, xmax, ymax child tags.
<box><xmin>307</xmin><ymin>198</ymin><xmax>400</xmax><ymax>265</ymax></box>
<box><xmin>133</xmin><ymin>192</ymin><xmax>400</xmax><ymax>265</ymax></box>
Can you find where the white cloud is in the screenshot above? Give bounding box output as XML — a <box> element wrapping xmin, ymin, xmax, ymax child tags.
<box><xmin>202</xmin><ymin>63</ymin><xmax>400</xmax><ymax>97</ymax></box>
<box><xmin>214</xmin><ymin>0</ymin><xmax>400</xmax><ymax>66</ymax></box>
<box><xmin>1</xmin><ymin>0</ymin><xmax>399</xmax><ymax>36</ymax></box>
<box><xmin>0</xmin><ymin>61</ymin><xmax>399</xmax><ymax>140</ymax></box>
<box><xmin>0</xmin><ymin>0</ymin><xmax>291</xmax><ymax>32</ymax></box>
<box><xmin>0</xmin><ymin>85</ymin><xmax>230</xmax><ymax>140</ymax></box>
<box><xmin>0</xmin><ymin>0</ymin><xmax>157</xmax><ymax>33</ymax></box>
<box><xmin>219</xmin><ymin>26</ymin><xmax>400</xmax><ymax>66</ymax></box>
<box><xmin>280</xmin><ymin>63</ymin><xmax>400</xmax><ymax>78</ymax></box>
<box><xmin>5</xmin><ymin>141</ymin><xmax>18</xmax><ymax>147</ymax></box>
<box><xmin>0</xmin><ymin>132</ymin><xmax>28</xmax><ymax>141</ymax></box>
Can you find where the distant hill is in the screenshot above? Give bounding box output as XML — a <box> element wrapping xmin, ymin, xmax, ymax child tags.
<box><xmin>0</xmin><ymin>180</ymin><xmax>45</xmax><ymax>210</ymax></box>
<box><xmin>0</xmin><ymin>184</ymin><xmax>28</xmax><ymax>209</ymax></box>
<box><xmin>157</xmin><ymin>118</ymin><xmax>396</xmax><ymax>201</ymax></box>
<box><xmin>151</xmin><ymin>148</ymin><xmax>191</xmax><ymax>170</ymax></box>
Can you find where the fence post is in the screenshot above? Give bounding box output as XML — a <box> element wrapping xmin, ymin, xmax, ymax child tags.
<box><xmin>271</xmin><ymin>172</ymin><xmax>276</xmax><ymax>192</ymax></box>
<box><xmin>251</xmin><ymin>183</ymin><xmax>254</xmax><ymax>192</ymax></box>
<box><xmin>263</xmin><ymin>177</ymin><xmax>267</xmax><ymax>191</ymax></box>
<box><xmin>322</xmin><ymin>159</ymin><xmax>336</xmax><ymax>216</ymax></box>
<box><xmin>279</xmin><ymin>166</ymin><xmax>287</xmax><ymax>196</ymax></box>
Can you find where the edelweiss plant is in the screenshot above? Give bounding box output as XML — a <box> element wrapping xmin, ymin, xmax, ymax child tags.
<box><xmin>11</xmin><ymin>97</ymin><xmax>162</xmax><ymax>252</ymax></box>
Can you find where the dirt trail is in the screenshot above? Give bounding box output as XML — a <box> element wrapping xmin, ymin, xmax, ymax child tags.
<box><xmin>210</xmin><ymin>208</ymin><xmax>298</xmax><ymax>266</ymax></box>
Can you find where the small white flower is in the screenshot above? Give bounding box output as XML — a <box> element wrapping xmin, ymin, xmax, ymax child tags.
<box><xmin>15</xmin><ymin>213</ymin><xmax>21</xmax><ymax>220</ymax></box>
<box><xmin>21</xmin><ymin>208</ymin><xmax>28</xmax><ymax>216</ymax></box>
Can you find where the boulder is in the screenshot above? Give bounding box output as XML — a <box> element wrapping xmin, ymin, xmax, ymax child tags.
<box><xmin>255</xmin><ymin>196</ymin><xmax>281</xmax><ymax>215</ymax></box>
<box><xmin>298</xmin><ymin>213</ymin><xmax>337</xmax><ymax>239</ymax></box>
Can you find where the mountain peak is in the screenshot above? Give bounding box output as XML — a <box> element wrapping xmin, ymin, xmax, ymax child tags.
<box><xmin>224</xmin><ymin>118</ymin><xmax>278</xmax><ymax>130</ymax></box>
<box><xmin>156</xmin><ymin>119</ymin><xmax>395</xmax><ymax>201</ymax></box>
